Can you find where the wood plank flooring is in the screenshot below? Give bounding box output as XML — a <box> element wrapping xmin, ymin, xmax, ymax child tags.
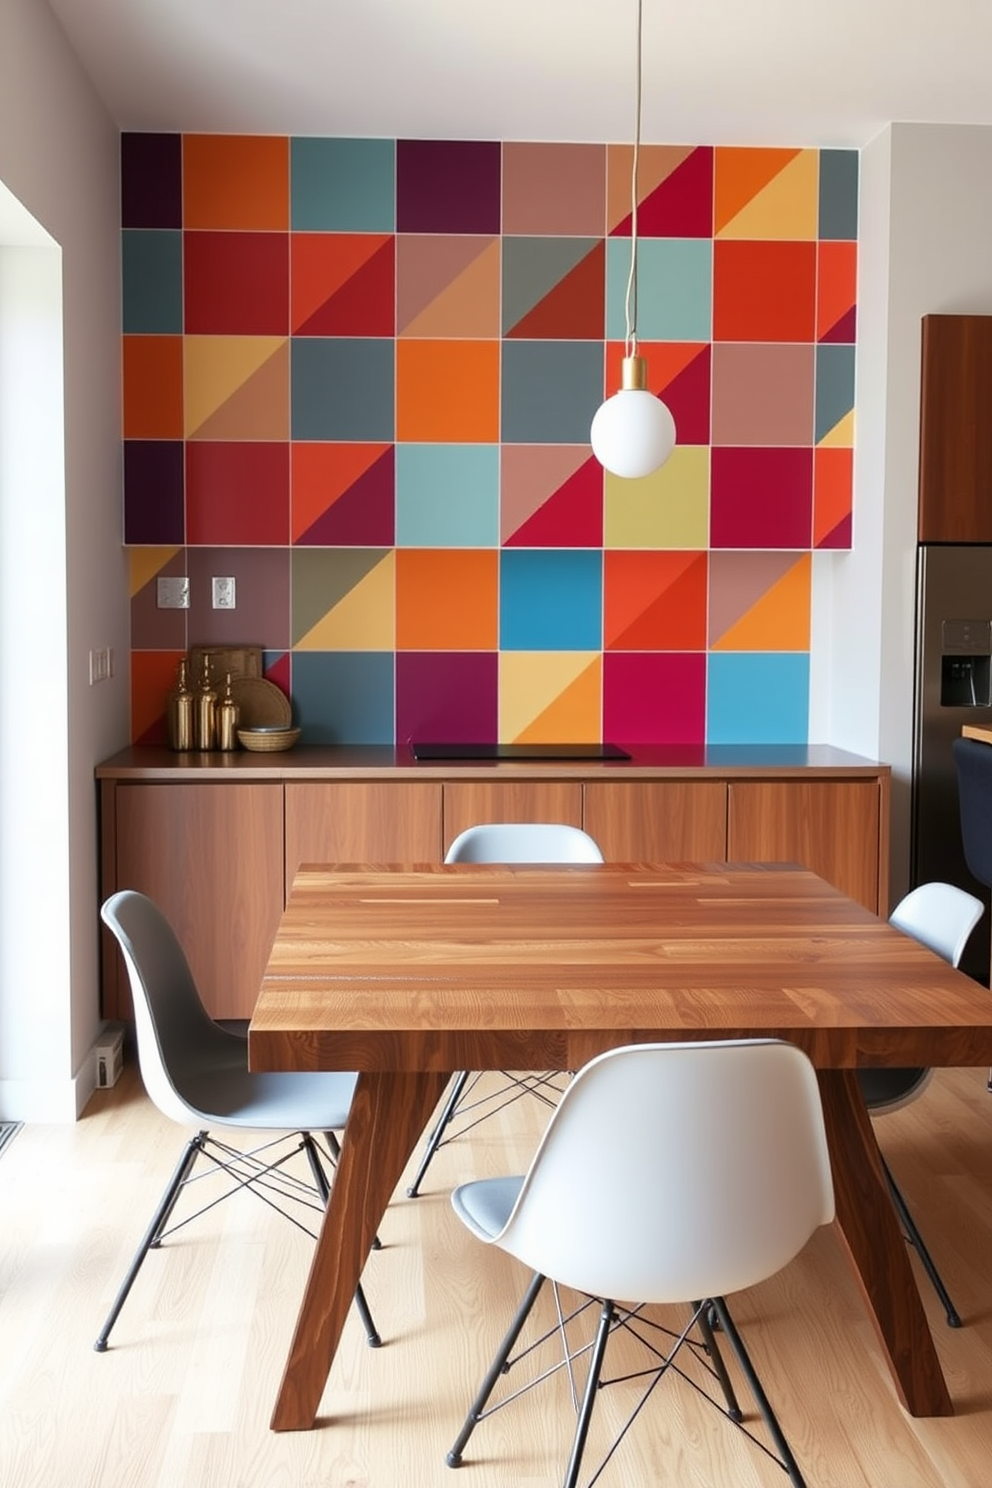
<box><xmin>2</xmin><ymin>1060</ymin><xmax>992</xmax><ymax>1486</ymax></box>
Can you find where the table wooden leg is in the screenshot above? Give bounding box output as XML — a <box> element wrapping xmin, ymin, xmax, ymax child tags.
<box><xmin>269</xmin><ymin>1068</ymin><xmax>451</xmax><ymax>1431</ymax></box>
<box><xmin>817</xmin><ymin>1069</ymin><xmax>953</xmax><ymax>1418</ymax></box>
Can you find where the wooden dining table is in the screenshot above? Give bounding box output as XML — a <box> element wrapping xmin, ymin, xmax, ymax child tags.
<box><xmin>247</xmin><ymin>860</ymin><xmax>992</xmax><ymax>1432</ymax></box>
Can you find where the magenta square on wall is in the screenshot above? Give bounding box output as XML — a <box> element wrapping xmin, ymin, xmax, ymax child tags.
<box><xmin>186</xmin><ymin>442</ymin><xmax>290</xmax><ymax>545</ymax></box>
<box><xmin>604</xmin><ymin>652</ymin><xmax>706</xmax><ymax>745</ymax></box>
<box><xmin>396</xmin><ymin>652</ymin><xmax>498</xmax><ymax>748</ymax></box>
<box><xmin>710</xmin><ymin>447</ymin><xmax>813</xmax><ymax>549</ymax></box>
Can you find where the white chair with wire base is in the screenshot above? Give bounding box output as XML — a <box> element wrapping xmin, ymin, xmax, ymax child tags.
<box><xmin>446</xmin><ymin>1038</ymin><xmax>834</xmax><ymax>1488</ymax></box>
<box><xmin>857</xmin><ymin>879</ymin><xmax>984</xmax><ymax>1329</ymax></box>
<box><xmin>95</xmin><ymin>889</ymin><xmax>382</xmax><ymax>1353</ymax></box>
<box><xmin>406</xmin><ymin>822</ymin><xmax>604</xmax><ymax>1198</ymax></box>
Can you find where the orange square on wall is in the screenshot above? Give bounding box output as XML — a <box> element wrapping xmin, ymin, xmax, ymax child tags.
<box><xmin>396</xmin><ymin>549</ymin><xmax>498</xmax><ymax>650</ymax></box>
<box><xmin>713</xmin><ymin>239</ymin><xmax>816</xmax><ymax>342</ymax></box>
<box><xmin>183</xmin><ymin>135</ymin><xmax>289</xmax><ymax>230</ymax></box>
<box><xmin>396</xmin><ymin>340</ymin><xmax>500</xmax><ymax>442</ymax></box>
<box><xmin>123</xmin><ymin>336</ymin><xmax>183</xmax><ymax>438</ymax></box>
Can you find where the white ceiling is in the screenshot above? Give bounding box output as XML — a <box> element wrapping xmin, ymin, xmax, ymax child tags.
<box><xmin>43</xmin><ymin>0</ymin><xmax>992</xmax><ymax>150</ymax></box>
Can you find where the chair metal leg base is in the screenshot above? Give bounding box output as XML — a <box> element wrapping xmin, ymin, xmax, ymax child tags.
<box><xmin>408</xmin><ymin>1071</ymin><xmax>470</xmax><ymax>1197</ymax></box>
<box><xmin>880</xmin><ymin>1154</ymin><xmax>962</xmax><ymax>1327</ymax></box>
<box><xmin>94</xmin><ymin>1131</ymin><xmax>206</xmax><ymax>1351</ymax></box>
<box><xmin>447</xmin><ymin>1270</ymin><xmax>546</xmax><ymax>1468</ymax></box>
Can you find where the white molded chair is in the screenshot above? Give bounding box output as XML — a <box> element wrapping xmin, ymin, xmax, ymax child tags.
<box><xmin>96</xmin><ymin>889</ymin><xmax>381</xmax><ymax>1352</ymax></box>
<box><xmin>406</xmin><ymin>823</ymin><xmax>604</xmax><ymax>1198</ymax></box>
<box><xmin>447</xmin><ymin>1039</ymin><xmax>834</xmax><ymax>1488</ymax></box>
<box><xmin>857</xmin><ymin>880</ymin><xmax>984</xmax><ymax>1328</ymax></box>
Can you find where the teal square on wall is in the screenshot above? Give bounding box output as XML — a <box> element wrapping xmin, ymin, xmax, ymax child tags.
<box><xmin>501</xmin><ymin>341</ymin><xmax>604</xmax><ymax>444</ymax></box>
<box><xmin>122</xmin><ymin>230</ymin><xmax>183</xmax><ymax>333</ymax></box>
<box><xmin>291</xmin><ymin>650</ymin><xmax>395</xmax><ymax>743</ymax></box>
<box><xmin>707</xmin><ymin>653</ymin><xmax>810</xmax><ymax>744</ymax></box>
<box><xmin>396</xmin><ymin>444</ymin><xmax>500</xmax><ymax>546</ymax></box>
<box><xmin>500</xmin><ymin>550</ymin><xmax>602</xmax><ymax>651</ymax></box>
<box><xmin>819</xmin><ymin>150</ymin><xmax>859</xmax><ymax>241</ymax></box>
<box><xmin>608</xmin><ymin>238</ymin><xmax>713</xmax><ymax>341</ymax></box>
<box><xmin>291</xmin><ymin>338</ymin><xmax>395</xmax><ymax>440</ymax></box>
<box><xmin>290</xmin><ymin>137</ymin><xmax>396</xmax><ymax>231</ymax></box>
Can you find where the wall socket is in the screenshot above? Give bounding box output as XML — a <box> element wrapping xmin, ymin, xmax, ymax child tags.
<box><xmin>157</xmin><ymin>576</ymin><xmax>190</xmax><ymax>609</ymax></box>
<box><xmin>212</xmin><ymin>576</ymin><xmax>236</xmax><ymax>609</ymax></box>
<box><xmin>88</xmin><ymin>647</ymin><xmax>114</xmax><ymax>685</ymax></box>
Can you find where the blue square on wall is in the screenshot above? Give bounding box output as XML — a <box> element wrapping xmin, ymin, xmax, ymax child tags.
<box><xmin>291</xmin><ymin>651</ymin><xmax>395</xmax><ymax>744</ymax></box>
<box><xmin>707</xmin><ymin>653</ymin><xmax>810</xmax><ymax>744</ymax></box>
<box><xmin>291</xmin><ymin>339</ymin><xmax>395</xmax><ymax>441</ymax></box>
<box><xmin>122</xmin><ymin>230</ymin><xmax>183</xmax><ymax>333</ymax></box>
<box><xmin>501</xmin><ymin>342</ymin><xmax>604</xmax><ymax>444</ymax></box>
<box><xmin>607</xmin><ymin>238</ymin><xmax>712</xmax><ymax>342</ymax></box>
<box><xmin>500</xmin><ymin>551</ymin><xmax>602</xmax><ymax>651</ymax></box>
<box><xmin>290</xmin><ymin>138</ymin><xmax>396</xmax><ymax>231</ymax></box>
<box><xmin>395</xmin><ymin>444</ymin><xmax>500</xmax><ymax>547</ymax></box>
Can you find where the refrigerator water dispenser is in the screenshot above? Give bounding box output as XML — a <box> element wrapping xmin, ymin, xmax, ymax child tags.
<box><xmin>940</xmin><ymin>619</ymin><xmax>992</xmax><ymax>707</ymax></box>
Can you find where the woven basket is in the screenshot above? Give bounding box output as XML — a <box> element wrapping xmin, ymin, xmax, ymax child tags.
<box><xmin>237</xmin><ymin>727</ymin><xmax>301</xmax><ymax>753</ymax></box>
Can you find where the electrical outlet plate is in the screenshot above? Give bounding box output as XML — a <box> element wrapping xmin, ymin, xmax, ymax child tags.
<box><xmin>88</xmin><ymin>647</ymin><xmax>114</xmax><ymax>685</ymax></box>
<box><xmin>158</xmin><ymin>576</ymin><xmax>190</xmax><ymax>609</ymax></box>
<box><xmin>212</xmin><ymin>576</ymin><xmax>236</xmax><ymax>609</ymax></box>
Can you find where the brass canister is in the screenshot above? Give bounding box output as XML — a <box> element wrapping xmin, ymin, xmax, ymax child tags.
<box><xmin>167</xmin><ymin>658</ymin><xmax>194</xmax><ymax>751</ymax></box>
<box><xmin>193</xmin><ymin>654</ymin><xmax>217</xmax><ymax>750</ymax></box>
<box><xmin>216</xmin><ymin>673</ymin><xmax>240</xmax><ymax>751</ymax></box>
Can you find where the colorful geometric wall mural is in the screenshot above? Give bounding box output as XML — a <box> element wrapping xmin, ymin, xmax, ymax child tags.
<box><xmin>121</xmin><ymin>133</ymin><xmax>858</xmax><ymax>748</ymax></box>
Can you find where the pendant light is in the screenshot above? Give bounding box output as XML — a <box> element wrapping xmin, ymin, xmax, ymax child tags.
<box><xmin>590</xmin><ymin>0</ymin><xmax>676</xmax><ymax>479</ymax></box>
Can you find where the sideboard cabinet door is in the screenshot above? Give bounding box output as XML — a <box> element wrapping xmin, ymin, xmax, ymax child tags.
<box><xmin>285</xmin><ymin>782</ymin><xmax>443</xmax><ymax>894</ymax></box>
<box><xmin>583</xmin><ymin>781</ymin><xmax>728</xmax><ymax>862</ymax></box>
<box><xmin>112</xmin><ymin>782</ymin><xmax>284</xmax><ymax>1020</ymax></box>
<box><xmin>727</xmin><ymin>780</ymin><xmax>881</xmax><ymax>913</ymax></box>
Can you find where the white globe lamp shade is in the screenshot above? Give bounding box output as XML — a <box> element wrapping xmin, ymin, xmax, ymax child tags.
<box><xmin>590</xmin><ymin>356</ymin><xmax>676</xmax><ymax>480</ymax></box>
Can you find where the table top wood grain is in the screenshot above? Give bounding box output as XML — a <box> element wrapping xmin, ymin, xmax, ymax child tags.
<box><xmin>251</xmin><ymin>861</ymin><xmax>992</xmax><ymax>1074</ymax></box>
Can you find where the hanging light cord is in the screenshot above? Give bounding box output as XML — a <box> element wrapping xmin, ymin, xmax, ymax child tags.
<box><xmin>623</xmin><ymin>0</ymin><xmax>643</xmax><ymax>361</ymax></box>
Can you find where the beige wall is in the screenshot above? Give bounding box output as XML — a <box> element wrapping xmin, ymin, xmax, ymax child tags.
<box><xmin>816</xmin><ymin>122</ymin><xmax>992</xmax><ymax>905</ymax></box>
<box><xmin>0</xmin><ymin>0</ymin><xmax>128</xmax><ymax>1118</ymax></box>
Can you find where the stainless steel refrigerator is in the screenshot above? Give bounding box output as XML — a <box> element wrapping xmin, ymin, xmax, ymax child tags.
<box><xmin>911</xmin><ymin>543</ymin><xmax>992</xmax><ymax>979</ymax></box>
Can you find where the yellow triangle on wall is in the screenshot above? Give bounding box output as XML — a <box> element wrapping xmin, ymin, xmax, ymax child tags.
<box><xmin>714</xmin><ymin>554</ymin><xmax>811</xmax><ymax>651</ymax></box>
<box><xmin>818</xmin><ymin>409</ymin><xmax>855</xmax><ymax>448</ymax></box>
<box><xmin>501</xmin><ymin>653</ymin><xmax>600</xmax><ymax>743</ymax></box>
<box><xmin>718</xmin><ymin>150</ymin><xmax>818</xmax><ymax>241</ymax></box>
<box><xmin>130</xmin><ymin>547</ymin><xmax>180</xmax><ymax>599</ymax></box>
<box><xmin>296</xmin><ymin>552</ymin><xmax>395</xmax><ymax>651</ymax></box>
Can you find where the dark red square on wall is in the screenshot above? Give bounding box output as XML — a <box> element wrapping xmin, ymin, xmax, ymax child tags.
<box><xmin>184</xmin><ymin>232</ymin><xmax>289</xmax><ymax>334</ymax></box>
<box><xmin>186</xmin><ymin>442</ymin><xmax>290</xmax><ymax>545</ymax></box>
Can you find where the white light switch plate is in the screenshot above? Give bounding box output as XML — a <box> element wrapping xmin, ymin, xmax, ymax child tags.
<box><xmin>212</xmin><ymin>576</ymin><xmax>236</xmax><ymax>609</ymax></box>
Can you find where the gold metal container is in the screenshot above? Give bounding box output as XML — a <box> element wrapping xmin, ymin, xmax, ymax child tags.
<box><xmin>216</xmin><ymin>673</ymin><xmax>240</xmax><ymax>751</ymax></box>
<box><xmin>193</xmin><ymin>654</ymin><xmax>217</xmax><ymax>751</ymax></box>
<box><xmin>167</xmin><ymin>658</ymin><xmax>194</xmax><ymax>751</ymax></box>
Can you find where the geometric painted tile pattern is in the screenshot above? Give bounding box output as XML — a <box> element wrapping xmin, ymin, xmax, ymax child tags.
<box><xmin>121</xmin><ymin>134</ymin><xmax>858</xmax><ymax>747</ymax></box>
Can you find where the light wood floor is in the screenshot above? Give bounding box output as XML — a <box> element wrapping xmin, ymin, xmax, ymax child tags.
<box><xmin>3</xmin><ymin>1060</ymin><xmax>992</xmax><ymax>1487</ymax></box>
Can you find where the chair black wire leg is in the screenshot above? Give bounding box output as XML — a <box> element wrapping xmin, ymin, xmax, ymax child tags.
<box><xmin>324</xmin><ymin>1131</ymin><xmax>381</xmax><ymax>1250</ymax></box>
<box><xmin>301</xmin><ymin>1133</ymin><xmax>381</xmax><ymax>1348</ymax></box>
<box><xmin>94</xmin><ymin>1132</ymin><xmax>206</xmax><ymax>1352</ymax></box>
<box><xmin>447</xmin><ymin>1271</ymin><xmax>546</xmax><ymax>1468</ymax></box>
<box><xmin>693</xmin><ymin>1299</ymin><xmax>743</xmax><ymax>1420</ymax></box>
<box><xmin>710</xmin><ymin>1297</ymin><xmax>807</xmax><ymax>1488</ymax></box>
<box><xmin>880</xmin><ymin>1154</ymin><xmax>961</xmax><ymax>1327</ymax></box>
<box><xmin>408</xmin><ymin>1070</ymin><xmax>471</xmax><ymax>1197</ymax></box>
<box><xmin>562</xmin><ymin>1297</ymin><xmax>613</xmax><ymax>1488</ymax></box>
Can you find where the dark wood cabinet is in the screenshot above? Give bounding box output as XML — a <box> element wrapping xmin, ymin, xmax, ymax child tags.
<box><xmin>919</xmin><ymin>314</ymin><xmax>992</xmax><ymax>542</ymax></box>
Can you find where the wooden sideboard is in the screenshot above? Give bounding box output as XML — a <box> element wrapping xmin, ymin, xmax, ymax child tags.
<box><xmin>96</xmin><ymin>745</ymin><xmax>891</xmax><ymax>1020</ymax></box>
